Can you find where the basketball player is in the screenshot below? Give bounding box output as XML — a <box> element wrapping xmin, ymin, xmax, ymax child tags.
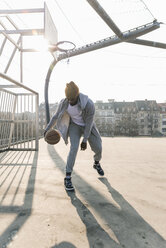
<box><xmin>44</xmin><ymin>81</ymin><xmax>104</xmax><ymax>190</ymax></box>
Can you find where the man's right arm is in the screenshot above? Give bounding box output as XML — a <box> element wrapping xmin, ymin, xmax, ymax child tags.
<box><xmin>45</xmin><ymin>114</ymin><xmax>58</xmax><ymax>133</ymax></box>
<box><xmin>44</xmin><ymin>99</ymin><xmax>64</xmax><ymax>133</ymax></box>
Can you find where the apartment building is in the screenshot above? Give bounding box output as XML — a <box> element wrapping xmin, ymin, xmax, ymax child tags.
<box><xmin>135</xmin><ymin>100</ymin><xmax>160</xmax><ymax>136</ymax></box>
<box><xmin>114</xmin><ymin>101</ymin><xmax>138</xmax><ymax>136</ymax></box>
<box><xmin>95</xmin><ymin>100</ymin><xmax>138</xmax><ymax>136</ymax></box>
<box><xmin>158</xmin><ymin>103</ymin><xmax>166</xmax><ymax>135</ymax></box>
<box><xmin>94</xmin><ymin>100</ymin><xmax>115</xmax><ymax>136</ymax></box>
<box><xmin>94</xmin><ymin>99</ymin><xmax>162</xmax><ymax>136</ymax></box>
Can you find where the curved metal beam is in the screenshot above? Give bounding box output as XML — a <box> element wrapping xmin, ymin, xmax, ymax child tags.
<box><xmin>45</xmin><ymin>21</ymin><xmax>160</xmax><ymax>123</ymax></box>
<box><xmin>45</xmin><ymin>59</ymin><xmax>59</xmax><ymax>123</ymax></box>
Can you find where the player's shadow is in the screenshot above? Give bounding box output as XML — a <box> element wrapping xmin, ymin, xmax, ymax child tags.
<box><xmin>48</xmin><ymin>145</ymin><xmax>166</xmax><ymax>248</ymax></box>
<box><xmin>66</xmin><ymin>190</ymin><xmax>118</xmax><ymax>248</ymax></box>
<box><xmin>51</xmin><ymin>241</ymin><xmax>76</xmax><ymax>248</ymax></box>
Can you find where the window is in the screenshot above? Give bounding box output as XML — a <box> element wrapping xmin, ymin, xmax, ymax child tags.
<box><xmin>162</xmin><ymin>121</ymin><xmax>166</xmax><ymax>125</ymax></box>
<box><xmin>162</xmin><ymin>128</ymin><xmax>166</xmax><ymax>132</ymax></box>
<box><xmin>141</xmin><ymin>119</ymin><xmax>144</xmax><ymax>123</ymax></box>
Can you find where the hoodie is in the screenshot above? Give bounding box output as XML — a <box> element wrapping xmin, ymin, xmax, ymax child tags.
<box><xmin>45</xmin><ymin>93</ymin><xmax>100</xmax><ymax>144</ymax></box>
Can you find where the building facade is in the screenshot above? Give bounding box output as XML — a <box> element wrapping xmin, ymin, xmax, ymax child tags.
<box><xmin>158</xmin><ymin>103</ymin><xmax>166</xmax><ymax>136</ymax></box>
<box><xmin>38</xmin><ymin>100</ymin><xmax>166</xmax><ymax>137</ymax></box>
<box><xmin>94</xmin><ymin>99</ymin><xmax>164</xmax><ymax>136</ymax></box>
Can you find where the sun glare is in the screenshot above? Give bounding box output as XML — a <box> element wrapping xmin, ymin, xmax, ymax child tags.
<box><xmin>24</xmin><ymin>36</ymin><xmax>50</xmax><ymax>52</ymax></box>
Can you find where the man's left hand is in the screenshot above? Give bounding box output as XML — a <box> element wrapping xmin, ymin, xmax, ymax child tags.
<box><xmin>80</xmin><ymin>141</ymin><xmax>87</xmax><ymax>151</ymax></box>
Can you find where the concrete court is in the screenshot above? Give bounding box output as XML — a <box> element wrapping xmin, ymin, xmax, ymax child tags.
<box><xmin>0</xmin><ymin>137</ymin><xmax>166</xmax><ymax>248</ymax></box>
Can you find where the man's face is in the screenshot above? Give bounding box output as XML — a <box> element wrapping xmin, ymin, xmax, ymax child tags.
<box><xmin>68</xmin><ymin>96</ymin><xmax>78</xmax><ymax>106</ymax></box>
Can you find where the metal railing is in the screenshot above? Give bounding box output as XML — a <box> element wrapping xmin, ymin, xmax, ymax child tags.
<box><xmin>0</xmin><ymin>73</ymin><xmax>39</xmax><ymax>152</ymax></box>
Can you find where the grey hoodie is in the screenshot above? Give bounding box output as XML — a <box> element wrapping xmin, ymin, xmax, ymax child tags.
<box><xmin>45</xmin><ymin>93</ymin><xmax>100</xmax><ymax>144</ymax></box>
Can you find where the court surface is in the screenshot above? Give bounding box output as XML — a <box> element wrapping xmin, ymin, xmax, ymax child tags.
<box><xmin>0</xmin><ymin>137</ymin><xmax>166</xmax><ymax>248</ymax></box>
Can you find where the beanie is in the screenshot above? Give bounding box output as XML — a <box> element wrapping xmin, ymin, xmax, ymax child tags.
<box><xmin>65</xmin><ymin>81</ymin><xmax>79</xmax><ymax>100</ymax></box>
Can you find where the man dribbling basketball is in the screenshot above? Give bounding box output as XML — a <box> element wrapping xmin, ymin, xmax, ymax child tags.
<box><xmin>44</xmin><ymin>81</ymin><xmax>104</xmax><ymax>191</ymax></box>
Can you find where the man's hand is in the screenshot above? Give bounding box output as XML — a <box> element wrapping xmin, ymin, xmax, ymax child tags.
<box><xmin>44</xmin><ymin>130</ymin><xmax>47</xmax><ymax>137</ymax></box>
<box><xmin>80</xmin><ymin>141</ymin><xmax>87</xmax><ymax>151</ymax></box>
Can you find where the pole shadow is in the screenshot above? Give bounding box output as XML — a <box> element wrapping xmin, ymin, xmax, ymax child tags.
<box><xmin>0</xmin><ymin>150</ymin><xmax>38</xmax><ymax>247</ymax></box>
<box><xmin>48</xmin><ymin>145</ymin><xmax>166</xmax><ymax>248</ymax></box>
<box><xmin>98</xmin><ymin>177</ymin><xmax>166</xmax><ymax>248</ymax></box>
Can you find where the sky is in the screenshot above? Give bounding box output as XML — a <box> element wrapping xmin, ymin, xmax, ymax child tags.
<box><xmin>0</xmin><ymin>0</ymin><xmax>166</xmax><ymax>104</ymax></box>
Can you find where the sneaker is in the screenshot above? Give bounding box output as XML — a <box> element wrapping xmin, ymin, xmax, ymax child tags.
<box><xmin>64</xmin><ymin>177</ymin><xmax>74</xmax><ymax>191</ymax></box>
<box><xmin>93</xmin><ymin>162</ymin><xmax>104</xmax><ymax>176</ymax></box>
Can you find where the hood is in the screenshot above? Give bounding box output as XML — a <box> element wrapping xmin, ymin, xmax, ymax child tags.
<box><xmin>78</xmin><ymin>93</ymin><xmax>89</xmax><ymax>110</ymax></box>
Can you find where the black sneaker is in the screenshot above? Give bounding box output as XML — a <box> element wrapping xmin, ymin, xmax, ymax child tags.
<box><xmin>64</xmin><ymin>177</ymin><xmax>74</xmax><ymax>191</ymax></box>
<box><xmin>93</xmin><ymin>163</ymin><xmax>104</xmax><ymax>176</ymax></box>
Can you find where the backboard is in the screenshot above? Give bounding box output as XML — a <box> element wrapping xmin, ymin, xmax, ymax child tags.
<box><xmin>44</xmin><ymin>1</ymin><xmax>58</xmax><ymax>59</ymax></box>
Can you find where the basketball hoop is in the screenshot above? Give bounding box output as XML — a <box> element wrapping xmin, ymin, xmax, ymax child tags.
<box><xmin>49</xmin><ymin>41</ymin><xmax>76</xmax><ymax>53</ymax></box>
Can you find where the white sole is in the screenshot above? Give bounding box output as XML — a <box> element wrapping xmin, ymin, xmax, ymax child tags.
<box><xmin>65</xmin><ymin>187</ymin><xmax>74</xmax><ymax>191</ymax></box>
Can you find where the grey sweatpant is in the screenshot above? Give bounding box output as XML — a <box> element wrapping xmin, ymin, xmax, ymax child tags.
<box><xmin>66</xmin><ymin>121</ymin><xmax>102</xmax><ymax>173</ymax></box>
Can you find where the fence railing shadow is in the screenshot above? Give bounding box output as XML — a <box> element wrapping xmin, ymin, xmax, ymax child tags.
<box><xmin>0</xmin><ymin>150</ymin><xmax>38</xmax><ymax>247</ymax></box>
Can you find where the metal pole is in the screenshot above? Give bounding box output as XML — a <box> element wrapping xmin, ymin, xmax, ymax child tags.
<box><xmin>4</xmin><ymin>36</ymin><xmax>21</xmax><ymax>74</ymax></box>
<box><xmin>20</xmin><ymin>36</ymin><xmax>23</xmax><ymax>82</ymax></box>
<box><xmin>127</xmin><ymin>38</ymin><xmax>166</xmax><ymax>49</ymax></box>
<box><xmin>0</xmin><ymin>8</ymin><xmax>44</xmax><ymax>14</ymax></box>
<box><xmin>8</xmin><ymin>95</ymin><xmax>17</xmax><ymax>148</ymax></box>
<box><xmin>86</xmin><ymin>0</ymin><xmax>123</xmax><ymax>38</ymax></box>
<box><xmin>35</xmin><ymin>93</ymin><xmax>39</xmax><ymax>150</ymax></box>
<box><xmin>45</xmin><ymin>59</ymin><xmax>58</xmax><ymax>124</ymax></box>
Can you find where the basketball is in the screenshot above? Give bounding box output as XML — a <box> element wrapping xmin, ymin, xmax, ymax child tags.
<box><xmin>44</xmin><ymin>129</ymin><xmax>61</xmax><ymax>145</ymax></box>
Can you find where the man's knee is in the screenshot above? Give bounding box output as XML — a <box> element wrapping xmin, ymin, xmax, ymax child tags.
<box><xmin>91</xmin><ymin>140</ymin><xmax>102</xmax><ymax>154</ymax></box>
<box><xmin>96</xmin><ymin>144</ymin><xmax>102</xmax><ymax>155</ymax></box>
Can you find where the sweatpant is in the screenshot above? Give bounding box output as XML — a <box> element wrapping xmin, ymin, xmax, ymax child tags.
<box><xmin>66</xmin><ymin>121</ymin><xmax>102</xmax><ymax>173</ymax></box>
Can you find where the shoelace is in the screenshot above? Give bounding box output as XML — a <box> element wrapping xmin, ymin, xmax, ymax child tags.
<box><xmin>66</xmin><ymin>178</ymin><xmax>72</xmax><ymax>186</ymax></box>
<box><xmin>95</xmin><ymin>164</ymin><xmax>101</xmax><ymax>168</ymax></box>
